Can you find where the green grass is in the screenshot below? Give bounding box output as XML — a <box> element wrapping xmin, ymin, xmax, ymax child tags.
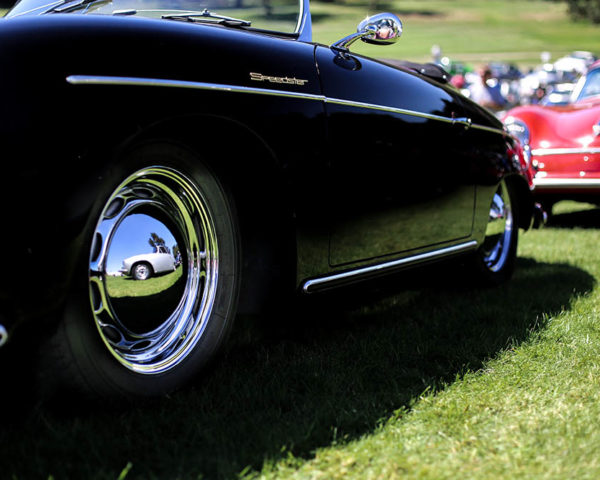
<box><xmin>104</xmin><ymin>267</ymin><xmax>185</xmax><ymax>332</ymax></box>
<box><xmin>2</xmin><ymin>202</ymin><xmax>600</xmax><ymax>479</ymax></box>
<box><xmin>106</xmin><ymin>267</ymin><xmax>183</xmax><ymax>298</ymax></box>
<box><xmin>1</xmin><ymin>2</ymin><xmax>600</xmax><ymax>478</ymax></box>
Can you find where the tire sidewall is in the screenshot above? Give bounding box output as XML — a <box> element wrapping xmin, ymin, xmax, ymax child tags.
<box><xmin>59</xmin><ymin>141</ymin><xmax>241</xmax><ymax>400</ymax></box>
<box><xmin>472</xmin><ymin>179</ymin><xmax>519</xmax><ymax>287</ymax></box>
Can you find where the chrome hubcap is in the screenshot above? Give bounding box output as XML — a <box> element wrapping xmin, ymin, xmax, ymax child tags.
<box><xmin>89</xmin><ymin>166</ymin><xmax>218</xmax><ymax>374</ymax></box>
<box><xmin>482</xmin><ymin>180</ymin><xmax>513</xmax><ymax>272</ymax></box>
<box><xmin>132</xmin><ymin>263</ymin><xmax>151</xmax><ymax>281</ymax></box>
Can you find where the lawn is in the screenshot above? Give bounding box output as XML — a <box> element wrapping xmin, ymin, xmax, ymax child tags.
<box><xmin>1</xmin><ymin>202</ymin><xmax>600</xmax><ymax>479</ymax></box>
<box><xmin>1</xmin><ymin>1</ymin><xmax>600</xmax><ymax>478</ymax></box>
<box><xmin>106</xmin><ymin>267</ymin><xmax>183</xmax><ymax>298</ymax></box>
<box><xmin>311</xmin><ymin>0</ymin><xmax>600</xmax><ymax>67</ymax></box>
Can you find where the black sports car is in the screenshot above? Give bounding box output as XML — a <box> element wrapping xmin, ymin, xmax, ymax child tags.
<box><xmin>0</xmin><ymin>0</ymin><xmax>539</xmax><ymax>400</ymax></box>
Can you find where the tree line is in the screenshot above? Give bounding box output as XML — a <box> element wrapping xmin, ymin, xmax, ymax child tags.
<box><xmin>544</xmin><ymin>0</ymin><xmax>599</xmax><ymax>22</ymax></box>
<box><xmin>565</xmin><ymin>0</ymin><xmax>600</xmax><ymax>23</ymax></box>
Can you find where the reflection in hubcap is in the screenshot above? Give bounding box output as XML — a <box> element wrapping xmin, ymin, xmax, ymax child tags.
<box><xmin>89</xmin><ymin>167</ymin><xmax>218</xmax><ymax>374</ymax></box>
<box><xmin>482</xmin><ymin>181</ymin><xmax>513</xmax><ymax>272</ymax></box>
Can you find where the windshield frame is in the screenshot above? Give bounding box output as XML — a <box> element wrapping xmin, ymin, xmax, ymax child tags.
<box><xmin>6</xmin><ymin>0</ymin><xmax>313</xmax><ymax>40</ymax></box>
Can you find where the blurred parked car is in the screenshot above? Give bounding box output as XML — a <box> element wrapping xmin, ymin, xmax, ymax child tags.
<box><xmin>540</xmin><ymin>83</ymin><xmax>575</xmax><ymax>106</ymax></box>
<box><xmin>554</xmin><ymin>51</ymin><xmax>597</xmax><ymax>76</ymax></box>
<box><xmin>0</xmin><ymin>0</ymin><xmax>539</xmax><ymax>401</ymax></box>
<box><xmin>504</xmin><ymin>60</ymin><xmax>600</xmax><ymax>211</ymax></box>
<box><xmin>489</xmin><ymin>62</ymin><xmax>523</xmax><ymax>82</ymax></box>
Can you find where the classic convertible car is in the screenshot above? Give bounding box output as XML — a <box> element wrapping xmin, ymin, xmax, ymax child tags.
<box><xmin>1</xmin><ymin>0</ymin><xmax>539</xmax><ymax>401</ymax></box>
<box><xmin>120</xmin><ymin>245</ymin><xmax>177</xmax><ymax>280</ymax></box>
<box><xmin>504</xmin><ymin>60</ymin><xmax>600</xmax><ymax>211</ymax></box>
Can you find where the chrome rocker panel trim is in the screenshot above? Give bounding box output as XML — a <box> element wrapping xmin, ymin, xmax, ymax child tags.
<box><xmin>534</xmin><ymin>177</ymin><xmax>600</xmax><ymax>189</ymax></box>
<box><xmin>66</xmin><ymin>75</ymin><xmax>502</xmax><ymax>133</ymax></box>
<box><xmin>302</xmin><ymin>240</ymin><xmax>478</xmax><ymax>294</ymax></box>
<box><xmin>532</xmin><ymin>147</ymin><xmax>600</xmax><ymax>157</ymax></box>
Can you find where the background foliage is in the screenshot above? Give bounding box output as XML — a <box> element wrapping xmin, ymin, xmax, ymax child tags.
<box><xmin>567</xmin><ymin>0</ymin><xmax>600</xmax><ymax>23</ymax></box>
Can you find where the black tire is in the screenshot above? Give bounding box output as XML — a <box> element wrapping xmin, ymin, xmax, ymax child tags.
<box><xmin>131</xmin><ymin>261</ymin><xmax>153</xmax><ymax>281</ymax></box>
<box><xmin>471</xmin><ymin>178</ymin><xmax>519</xmax><ymax>286</ymax></box>
<box><xmin>42</xmin><ymin>143</ymin><xmax>241</xmax><ymax>401</ymax></box>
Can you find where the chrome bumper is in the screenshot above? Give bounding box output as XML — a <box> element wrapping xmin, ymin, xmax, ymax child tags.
<box><xmin>533</xmin><ymin>177</ymin><xmax>600</xmax><ymax>190</ymax></box>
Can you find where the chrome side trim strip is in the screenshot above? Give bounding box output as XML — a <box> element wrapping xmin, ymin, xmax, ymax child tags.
<box><xmin>325</xmin><ymin>96</ymin><xmax>472</xmax><ymax>126</ymax></box>
<box><xmin>302</xmin><ymin>240</ymin><xmax>478</xmax><ymax>294</ymax></box>
<box><xmin>66</xmin><ymin>75</ymin><xmax>327</xmax><ymax>102</ymax></box>
<box><xmin>532</xmin><ymin>147</ymin><xmax>600</xmax><ymax>157</ymax></box>
<box><xmin>534</xmin><ymin>177</ymin><xmax>600</xmax><ymax>189</ymax></box>
<box><xmin>472</xmin><ymin>123</ymin><xmax>506</xmax><ymax>135</ymax></box>
<box><xmin>66</xmin><ymin>75</ymin><xmax>502</xmax><ymax>133</ymax></box>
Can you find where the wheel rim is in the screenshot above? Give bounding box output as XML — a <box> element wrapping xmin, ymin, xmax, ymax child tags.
<box><xmin>133</xmin><ymin>263</ymin><xmax>151</xmax><ymax>281</ymax></box>
<box><xmin>89</xmin><ymin>166</ymin><xmax>219</xmax><ymax>374</ymax></box>
<box><xmin>481</xmin><ymin>180</ymin><xmax>513</xmax><ymax>273</ymax></box>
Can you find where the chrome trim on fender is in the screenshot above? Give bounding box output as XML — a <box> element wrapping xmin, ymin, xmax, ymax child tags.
<box><xmin>532</xmin><ymin>147</ymin><xmax>600</xmax><ymax>157</ymax></box>
<box><xmin>67</xmin><ymin>75</ymin><xmax>514</xmax><ymax>133</ymax></box>
<box><xmin>325</xmin><ymin>96</ymin><xmax>472</xmax><ymax>127</ymax></box>
<box><xmin>66</xmin><ymin>75</ymin><xmax>326</xmax><ymax>102</ymax></box>
<box><xmin>454</xmin><ymin>117</ymin><xmax>473</xmax><ymax>129</ymax></box>
<box><xmin>534</xmin><ymin>177</ymin><xmax>600</xmax><ymax>189</ymax></box>
<box><xmin>302</xmin><ymin>241</ymin><xmax>478</xmax><ymax>293</ymax></box>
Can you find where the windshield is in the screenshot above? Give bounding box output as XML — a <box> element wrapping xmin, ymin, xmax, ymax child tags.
<box><xmin>7</xmin><ymin>0</ymin><xmax>303</xmax><ymax>35</ymax></box>
<box><xmin>572</xmin><ymin>67</ymin><xmax>600</xmax><ymax>102</ymax></box>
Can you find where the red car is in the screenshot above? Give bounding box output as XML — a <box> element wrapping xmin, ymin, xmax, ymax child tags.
<box><xmin>503</xmin><ymin>60</ymin><xmax>600</xmax><ymax>211</ymax></box>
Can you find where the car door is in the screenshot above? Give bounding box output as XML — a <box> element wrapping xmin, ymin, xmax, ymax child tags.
<box><xmin>315</xmin><ymin>47</ymin><xmax>476</xmax><ymax>267</ymax></box>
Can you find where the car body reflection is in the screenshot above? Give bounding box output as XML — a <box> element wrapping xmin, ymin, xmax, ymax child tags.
<box><xmin>101</xmin><ymin>209</ymin><xmax>186</xmax><ymax>333</ymax></box>
<box><xmin>120</xmin><ymin>244</ymin><xmax>178</xmax><ymax>281</ymax></box>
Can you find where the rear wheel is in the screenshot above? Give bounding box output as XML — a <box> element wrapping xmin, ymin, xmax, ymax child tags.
<box><xmin>43</xmin><ymin>144</ymin><xmax>240</xmax><ymax>401</ymax></box>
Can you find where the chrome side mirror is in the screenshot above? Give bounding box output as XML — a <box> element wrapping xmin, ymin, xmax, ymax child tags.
<box><xmin>332</xmin><ymin>13</ymin><xmax>403</xmax><ymax>53</ymax></box>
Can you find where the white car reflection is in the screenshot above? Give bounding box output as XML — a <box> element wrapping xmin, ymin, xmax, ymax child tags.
<box><xmin>120</xmin><ymin>245</ymin><xmax>177</xmax><ymax>280</ymax></box>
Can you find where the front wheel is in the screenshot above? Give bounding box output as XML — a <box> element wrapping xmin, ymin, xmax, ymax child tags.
<box><xmin>471</xmin><ymin>179</ymin><xmax>519</xmax><ymax>285</ymax></box>
<box><xmin>43</xmin><ymin>144</ymin><xmax>241</xmax><ymax>401</ymax></box>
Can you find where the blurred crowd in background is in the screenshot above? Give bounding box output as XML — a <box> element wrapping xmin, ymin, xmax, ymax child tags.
<box><xmin>431</xmin><ymin>46</ymin><xmax>597</xmax><ymax>115</ymax></box>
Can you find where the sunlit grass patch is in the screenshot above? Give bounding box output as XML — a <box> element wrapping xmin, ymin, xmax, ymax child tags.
<box><xmin>105</xmin><ymin>266</ymin><xmax>183</xmax><ymax>298</ymax></box>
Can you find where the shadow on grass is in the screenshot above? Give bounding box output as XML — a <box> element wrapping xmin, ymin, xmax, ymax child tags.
<box><xmin>0</xmin><ymin>256</ymin><xmax>595</xmax><ymax>479</ymax></box>
<box><xmin>547</xmin><ymin>207</ymin><xmax>600</xmax><ymax>229</ymax></box>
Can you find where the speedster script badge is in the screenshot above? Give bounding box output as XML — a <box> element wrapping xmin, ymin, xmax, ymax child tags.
<box><xmin>250</xmin><ymin>72</ymin><xmax>308</xmax><ymax>86</ymax></box>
